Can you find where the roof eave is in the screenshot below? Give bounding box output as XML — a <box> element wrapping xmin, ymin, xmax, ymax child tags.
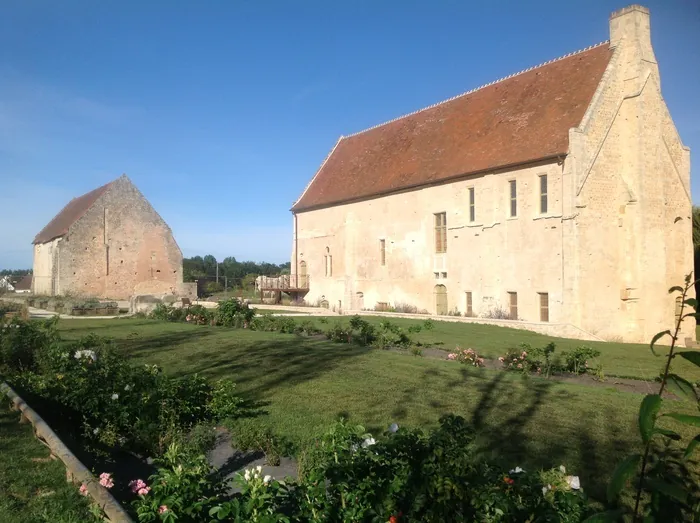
<box><xmin>292</xmin><ymin>153</ymin><xmax>566</xmax><ymax>213</ymax></box>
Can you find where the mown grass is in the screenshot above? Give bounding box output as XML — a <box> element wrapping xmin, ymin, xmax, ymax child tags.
<box><xmin>58</xmin><ymin>319</ymin><xmax>700</xmax><ymax>503</ymax></box>
<box><xmin>0</xmin><ymin>407</ymin><xmax>95</xmax><ymax>523</ymax></box>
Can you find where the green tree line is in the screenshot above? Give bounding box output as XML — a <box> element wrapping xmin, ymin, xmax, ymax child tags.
<box><xmin>183</xmin><ymin>255</ymin><xmax>290</xmax><ymax>286</ymax></box>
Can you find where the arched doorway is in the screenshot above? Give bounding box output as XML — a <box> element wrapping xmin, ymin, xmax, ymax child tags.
<box><xmin>299</xmin><ymin>261</ymin><xmax>308</xmax><ymax>288</ymax></box>
<box><xmin>434</xmin><ymin>285</ymin><xmax>447</xmax><ymax>315</ymax></box>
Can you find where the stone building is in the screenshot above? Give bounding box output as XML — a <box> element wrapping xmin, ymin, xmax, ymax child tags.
<box><xmin>290</xmin><ymin>5</ymin><xmax>693</xmax><ymax>343</ymax></box>
<box><xmin>32</xmin><ymin>175</ymin><xmax>189</xmax><ymax>300</ymax></box>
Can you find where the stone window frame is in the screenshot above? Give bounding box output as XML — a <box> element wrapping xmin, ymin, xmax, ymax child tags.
<box><xmin>508</xmin><ymin>179</ymin><xmax>517</xmax><ymax>218</ymax></box>
<box><xmin>539</xmin><ymin>292</ymin><xmax>550</xmax><ymax>322</ymax></box>
<box><xmin>434</xmin><ymin>212</ymin><xmax>447</xmax><ymax>254</ymax></box>
<box><xmin>538</xmin><ymin>174</ymin><xmax>548</xmax><ymax>214</ymax></box>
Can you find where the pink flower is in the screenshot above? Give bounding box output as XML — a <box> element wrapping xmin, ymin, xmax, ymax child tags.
<box><xmin>158</xmin><ymin>505</ymin><xmax>168</xmax><ymax>514</ymax></box>
<box><xmin>447</xmin><ymin>353</ymin><xmax>457</xmax><ymax>360</ymax></box>
<box><xmin>129</xmin><ymin>479</ymin><xmax>148</xmax><ymax>494</ymax></box>
<box><xmin>79</xmin><ymin>483</ymin><xmax>89</xmax><ymax>496</ymax></box>
<box><xmin>137</xmin><ymin>486</ymin><xmax>151</xmax><ymax>496</ymax></box>
<box><xmin>99</xmin><ymin>472</ymin><xmax>114</xmax><ymax>489</ymax></box>
<box><xmin>521</xmin><ymin>351</ymin><xmax>528</xmax><ymax>357</ymax></box>
<box><xmin>498</xmin><ymin>357</ymin><xmax>504</xmax><ymax>363</ymax></box>
<box><xmin>517</xmin><ymin>364</ymin><xmax>523</xmax><ymax>369</ymax></box>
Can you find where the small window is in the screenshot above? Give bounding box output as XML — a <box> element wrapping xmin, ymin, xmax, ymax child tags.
<box><xmin>434</xmin><ymin>213</ymin><xmax>447</xmax><ymax>253</ymax></box>
<box><xmin>468</xmin><ymin>188</ymin><xmax>475</xmax><ymax>222</ymax></box>
<box><xmin>324</xmin><ymin>247</ymin><xmax>332</xmax><ymax>277</ymax></box>
<box><xmin>465</xmin><ymin>292</ymin><xmax>473</xmax><ymax>316</ymax></box>
<box><xmin>539</xmin><ymin>175</ymin><xmax>548</xmax><ymax>214</ymax></box>
<box><xmin>380</xmin><ymin>239</ymin><xmax>386</xmax><ymax>266</ymax></box>
<box><xmin>434</xmin><ymin>272</ymin><xmax>440</xmax><ymax>279</ymax></box>
<box><xmin>441</xmin><ymin>272</ymin><xmax>447</xmax><ymax>279</ymax></box>
<box><xmin>508</xmin><ymin>292</ymin><xmax>518</xmax><ymax>320</ymax></box>
<box><xmin>509</xmin><ymin>180</ymin><xmax>517</xmax><ymax>217</ymax></box>
<box><xmin>675</xmin><ymin>296</ymin><xmax>683</xmax><ymax>322</ymax></box>
<box><xmin>539</xmin><ymin>293</ymin><xmax>549</xmax><ymax>322</ymax></box>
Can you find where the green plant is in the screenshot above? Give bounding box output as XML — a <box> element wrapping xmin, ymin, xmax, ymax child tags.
<box><xmin>228</xmin><ymin>419</ymin><xmax>294</xmax><ymax>466</ymax></box>
<box><xmin>447</xmin><ymin>347</ymin><xmax>485</xmax><ymax>367</ymax></box>
<box><xmin>526</xmin><ymin>342</ymin><xmax>559</xmax><ymax>377</ymax></box>
<box><xmin>499</xmin><ymin>347</ymin><xmax>529</xmax><ymax>372</ymax></box>
<box><xmin>594</xmin><ymin>275</ymin><xmax>700</xmax><ymax>522</ymax></box>
<box><xmin>325</xmin><ymin>322</ymin><xmax>352</xmax><ymax>344</ymax></box>
<box><xmin>422</xmin><ymin>319</ymin><xmax>434</xmax><ymax>330</ymax></box>
<box><xmin>411</xmin><ymin>346</ymin><xmax>423</xmax><ymax>357</ymax></box>
<box><xmin>133</xmin><ymin>443</ymin><xmax>222</xmax><ymax>522</ymax></box>
<box><xmin>217</xmin><ymin>299</ymin><xmax>255</xmax><ymax>328</ymax></box>
<box><xmin>562</xmin><ymin>345</ymin><xmax>601</xmax><ymax>376</ymax></box>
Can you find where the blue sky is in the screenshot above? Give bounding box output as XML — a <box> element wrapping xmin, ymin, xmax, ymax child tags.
<box><xmin>1</xmin><ymin>0</ymin><xmax>698</xmax><ymax>269</ymax></box>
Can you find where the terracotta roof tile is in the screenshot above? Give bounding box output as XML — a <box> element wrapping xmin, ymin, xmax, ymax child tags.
<box><xmin>292</xmin><ymin>43</ymin><xmax>612</xmax><ymax>212</ymax></box>
<box><xmin>33</xmin><ymin>181</ymin><xmax>113</xmax><ymax>244</ymax></box>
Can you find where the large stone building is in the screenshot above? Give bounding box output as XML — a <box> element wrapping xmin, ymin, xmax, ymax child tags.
<box><xmin>290</xmin><ymin>5</ymin><xmax>693</xmax><ymax>343</ymax></box>
<box><xmin>32</xmin><ymin>175</ymin><xmax>188</xmax><ymax>300</ymax></box>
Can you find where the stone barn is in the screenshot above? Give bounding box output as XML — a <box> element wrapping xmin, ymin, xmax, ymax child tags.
<box><xmin>32</xmin><ymin>174</ymin><xmax>189</xmax><ymax>300</ymax></box>
<box><xmin>290</xmin><ymin>5</ymin><xmax>693</xmax><ymax>343</ymax></box>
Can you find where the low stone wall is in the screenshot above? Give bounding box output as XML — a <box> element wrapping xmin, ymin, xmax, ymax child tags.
<box><xmin>354</xmin><ymin>310</ymin><xmax>604</xmax><ymax>342</ymax></box>
<box><xmin>1</xmin><ymin>382</ymin><xmax>133</xmax><ymax>522</ymax></box>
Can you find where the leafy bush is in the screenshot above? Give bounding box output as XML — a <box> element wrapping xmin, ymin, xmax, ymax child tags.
<box><xmin>561</xmin><ymin>345</ymin><xmax>600</xmax><ymax>376</ymax></box>
<box><xmin>325</xmin><ymin>322</ymin><xmax>352</xmax><ymax>344</ymax></box>
<box><xmin>393</xmin><ymin>302</ymin><xmax>419</xmax><ymax>314</ymax></box>
<box><xmin>447</xmin><ymin>347</ymin><xmax>485</xmax><ymax>367</ymax></box>
<box><xmin>483</xmin><ymin>305</ymin><xmax>512</xmax><ymax>320</ymax></box>
<box><xmin>1</xmin><ymin>320</ymin><xmax>243</xmax><ymax>457</ymax></box>
<box><xmin>296</xmin><ymin>319</ymin><xmax>321</xmax><ymax>336</ymax></box>
<box><xmin>216</xmin><ymin>299</ymin><xmax>255</xmax><ymax>328</ymax></box>
<box><xmin>499</xmin><ymin>347</ymin><xmax>529</xmax><ymax>372</ymax></box>
<box><xmin>228</xmin><ymin>419</ymin><xmax>295</xmax><ymax>467</ymax></box>
<box><xmin>591</xmin><ymin>276</ymin><xmax>700</xmax><ymax>521</ymax></box>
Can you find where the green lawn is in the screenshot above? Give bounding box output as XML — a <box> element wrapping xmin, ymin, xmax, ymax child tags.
<box><xmin>57</xmin><ymin>318</ymin><xmax>699</xmax><ymax>502</ymax></box>
<box><xmin>295</xmin><ymin>315</ymin><xmax>700</xmax><ymax>381</ymax></box>
<box><xmin>0</xmin><ymin>407</ymin><xmax>95</xmax><ymax>523</ymax></box>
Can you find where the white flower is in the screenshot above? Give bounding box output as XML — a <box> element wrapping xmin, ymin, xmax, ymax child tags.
<box><xmin>244</xmin><ymin>469</ymin><xmax>251</xmax><ymax>481</ymax></box>
<box><xmin>509</xmin><ymin>466</ymin><xmax>525</xmax><ymax>474</ymax></box>
<box><xmin>362</xmin><ymin>437</ymin><xmax>376</xmax><ymax>448</ymax></box>
<box><xmin>388</xmin><ymin>423</ymin><xmax>399</xmax><ymax>433</ymax></box>
<box><xmin>263</xmin><ymin>475</ymin><xmax>271</xmax><ymax>484</ymax></box>
<box><xmin>111</xmin><ymin>393</ymin><xmax>119</xmax><ymax>400</ymax></box>
<box><xmin>559</xmin><ymin>465</ymin><xmax>566</xmax><ymax>473</ymax></box>
<box><xmin>124</xmin><ymin>384</ymin><xmax>132</xmax><ymax>391</ymax></box>
<box><xmin>350</xmin><ymin>443</ymin><xmax>359</xmax><ymax>453</ymax></box>
<box><xmin>93</xmin><ymin>428</ymin><xmax>100</xmax><ymax>435</ymax></box>
<box><xmin>256</xmin><ymin>465</ymin><xmax>262</xmax><ymax>474</ymax></box>
<box><xmin>542</xmin><ymin>485</ymin><xmax>550</xmax><ymax>496</ymax></box>
<box><xmin>566</xmin><ymin>476</ymin><xmax>581</xmax><ymax>490</ymax></box>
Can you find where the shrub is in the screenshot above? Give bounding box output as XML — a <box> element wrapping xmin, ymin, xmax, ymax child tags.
<box><xmin>446</xmin><ymin>307</ymin><xmax>462</xmax><ymax>316</ymax></box>
<box><xmin>523</xmin><ymin>342</ymin><xmax>559</xmax><ymax>377</ymax></box>
<box><xmin>2</xmin><ymin>321</ymin><xmax>243</xmax><ymax>457</ymax></box>
<box><xmin>228</xmin><ymin>419</ymin><xmax>295</xmax><ymax>467</ymax></box>
<box><xmin>393</xmin><ymin>302</ymin><xmax>419</xmax><ymax>314</ymax></box>
<box><xmin>326</xmin><ymin>322</ymin><xmax>352</xmax><ymax>343</ymax></box>
<box><xmin>561</xmin><ymin>345</ymin><xmax>601</xmax><ymax>376</ymax></box>
<box><xmin>422</xmin><ymin>319</ymin><xmax>434</xmax><ymax>330</ymax></box>
<box><xmin>296</xmin><ymin>319</ymin><xmax>321</xmax><ymax>336</ymax></box>
<box><xmin>483</xmin><ymin>305</ymin><xmax>511</xmax><ymax>319</ymax></box>
<box><xmin>216</xmin><ymin>299</ymin><xmax>255</xmax><ymax>328</ymax></box>
<box><xmin>499</xmin><ymin>348</ymin><xmax>529</xmax><ymax>372</ymax></box>
<box><xmin>447</xmin><ymin>347</ymin><xmax>485</xmax><ymax>367</ymax></box>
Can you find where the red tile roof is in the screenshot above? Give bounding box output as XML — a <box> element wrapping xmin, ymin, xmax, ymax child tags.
<box><xmin>33</xmin><ymin>181</ymin><xmax>113</xmax><ymax>244</ymax></box>
<box><xmin>292</xmin><ymin>42</ymin><xmax>612</xmax><ymax>212</ymax></box>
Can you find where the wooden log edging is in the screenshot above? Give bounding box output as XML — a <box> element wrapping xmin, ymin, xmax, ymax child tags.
<box><xmin>1</xmin><ymin>382</ymin><xmax>134</xmax><ymax>523</ymax></box>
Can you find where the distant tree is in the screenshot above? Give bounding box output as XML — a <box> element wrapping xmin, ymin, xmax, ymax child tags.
<box><xmin>0</xmin><ymin>269</ymin><xmax>32</xmax><ymax>278</ymax></box>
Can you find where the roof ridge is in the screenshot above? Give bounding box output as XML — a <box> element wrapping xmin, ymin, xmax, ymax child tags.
<box><xmin>344</xmin><ymin>40</ymin><xmax>610</xmax><ymax>139</ymax></box>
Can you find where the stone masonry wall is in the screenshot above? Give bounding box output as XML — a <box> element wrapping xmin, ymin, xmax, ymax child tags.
<box><xmin>55</xmin><ymin>176</ymin><xmax>183</xmax><ymax>300</ymax></box>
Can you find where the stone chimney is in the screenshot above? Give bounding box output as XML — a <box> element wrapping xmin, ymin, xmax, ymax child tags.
<box><xmin>609</xmin><ymin>5</ymin><xmax>657</xmax><ymax>84</ymax></box>
<box><xmin>610</xmin><ymin>5</ymin><xmax>653</xmax><ymax>52</ymax></box>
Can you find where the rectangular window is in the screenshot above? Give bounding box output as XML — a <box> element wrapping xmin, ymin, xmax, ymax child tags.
<box><xmin>539</xmin><ymin>175</ymin><xmax>548</xmax><ymax>214</ymax></box>
<box><xmin>540</xmin><ymin>293</ymin><xmax>549</xmax><ymax>322</ymax></box>
<box><xmin>380</xmin><ymin>239</ymin><xmax>386</xmax><ymax>266</ymax></box>
<box><xmin>434</xmin><ymin>212</ymin><xmax>447</xmax><ymax>253</ymax></box>
<box><xmin>465</xmin><ymin>292</ymin><xmax>473</xmax><ymax>317</ymax></box>
<box><xmin>508</xmin><ymin>292</ymin><xmax>518</xmax><ymax>320</ymax></box>
<box><xmin>509</xmin><ymin>180</ymin><xmax>517</xmax><ymax>217</ymax></box>
<box><xmin>468</xmin><ymin>188</ymin><xmax>475</xmax><ymax>222</ymax></box>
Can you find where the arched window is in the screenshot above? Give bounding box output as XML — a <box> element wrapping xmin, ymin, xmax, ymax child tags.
<box><xmin>324</xmin><ymin>247</ymin><xmax>332</xmax><ymax>277</ymax></box>
<box><xmin>434</xmin><ymin>284</ymin><xmax>448</xmax><ymax>315</ymax></box>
